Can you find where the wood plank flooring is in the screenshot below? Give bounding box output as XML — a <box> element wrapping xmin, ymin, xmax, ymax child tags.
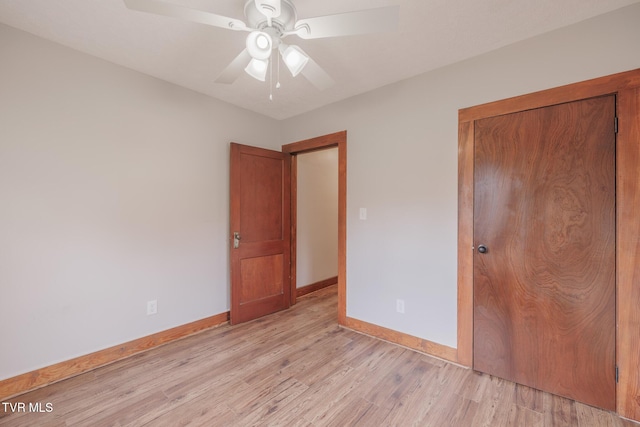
<box><xmin>1</xmin><ymin>285</ymin><xmax>637</xmax><ymax>426</ymax></box>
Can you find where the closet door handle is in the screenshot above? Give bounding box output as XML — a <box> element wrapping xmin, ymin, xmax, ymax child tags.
<box><xmin>477</xmin><ymin>245</ymin><xmax>488</xmax><ymax>254</ymax></box>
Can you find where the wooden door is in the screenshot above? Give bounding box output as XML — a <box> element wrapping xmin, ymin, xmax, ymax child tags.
<box><xmin>230</xmin><ymin>143</ymin><xmax>291</xmax><ymax>325</ymax></box>
<box><xmin>473</xmin><ymin>96</ymin><xmax>616</xmax><ymax>409</ymax></box>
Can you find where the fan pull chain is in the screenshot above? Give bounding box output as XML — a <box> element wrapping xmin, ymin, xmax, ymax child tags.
<box><xmin>276</xmin><ymin>53</ymin><xmax>281</xmax><ymax>89</ymax></box>
<box><xmin>269</xmin><ymin>57</ymin><xmax>273</xmax><ymax>101</ymax></box>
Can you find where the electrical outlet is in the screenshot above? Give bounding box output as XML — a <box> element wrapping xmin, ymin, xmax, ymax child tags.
<box><xmin>396</xmin><ymin>299</ymin><xmax>405</xmax><ymax>314</ymax></box>
<box><xmin>147</xmin><ymin>300</ymin><xmax>157</xmax><ymax>315</ymax></box>
<box><xmin>359</xmin><ymin>208</ymin><xmax>367</xmax><ymax>220</ymax></box>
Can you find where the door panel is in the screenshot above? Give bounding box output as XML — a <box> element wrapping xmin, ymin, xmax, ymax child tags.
<box><xmin>240</xmin><ymin>154</ymin><xmax>284</xmax><ymax>242</ymax></box>
<box><xmin>473</xmin><ymin>96</ymin><xmax>616</xmax><ymax>410</ymax></box>
<box><xmin>230</xmin><ymin>143</ymin><xmax>290</xmax><ymax>325</ymax></box>
<box><xmin>240</xmin><ymin>254</ymin><xmax>284</xmax><ymax>302</ymax></box>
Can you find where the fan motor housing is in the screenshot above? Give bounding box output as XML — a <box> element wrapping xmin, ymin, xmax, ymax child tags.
<box><xmin>244</xmin><ymin>0</ymin><xmax>297</xmax><ymax>34</ymax></box>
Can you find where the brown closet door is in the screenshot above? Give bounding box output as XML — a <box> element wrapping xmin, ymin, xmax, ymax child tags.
<box><xmin>473</xmin><ymin>96</ymin><xmax>616</xmax><ymax>410</ymax></box>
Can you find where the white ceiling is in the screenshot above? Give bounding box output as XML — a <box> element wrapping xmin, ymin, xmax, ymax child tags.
<box><xmin>1</xmin><ymin>0</ymin><xmax>638</xmax><ymax>120</ymax></box>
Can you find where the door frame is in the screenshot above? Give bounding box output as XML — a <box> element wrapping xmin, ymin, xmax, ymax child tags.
<box><xmin>282</xmin><ymin>131</ymin><xmax>347</xmax><ymax>324</ymax></box>
<box><xmin>457</xmin><ymin>68</ymin><xmax>640</xmax><ymax>420</ymax></box>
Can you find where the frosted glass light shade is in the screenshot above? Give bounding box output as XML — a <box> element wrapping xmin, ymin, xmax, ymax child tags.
<box><xmin>245</xmin><ymin>58</ymin><xmax>269</xmax><ymax>81</ymax></box>
<box><xmin>246</xmin><ymin>31</ymin><xmax>272</xmax><ymax>60</ymax></box>
<box><xmin>279</xmin><ymin>44</ymin><xmax>309</xmax><ymax>77</ymax></box>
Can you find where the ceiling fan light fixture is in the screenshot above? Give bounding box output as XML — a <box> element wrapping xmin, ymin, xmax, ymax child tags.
<box><xmin>279</xmin><ymin>44</ymin><xmax>309</xmax><ymax>77</ymax></box>
<box><xmin>245</xmin><ymin>58</ymin><xmax>269</xmax><ymax>81</ymax></box>
<box><xmin>246</xmin><ymin>31</ymin><xmax>273</xmax><ymax>60</ymax></box>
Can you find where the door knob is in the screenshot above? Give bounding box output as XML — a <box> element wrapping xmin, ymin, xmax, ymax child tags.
<box><xmin>233</xmin><ymin>232</ymin><xmax>241</xmax><ymax>249</ymax></box>
<box><xmin>477</xmin><ymin>245</ymin><xmax>488</xmax><ymax>254</ymax></box>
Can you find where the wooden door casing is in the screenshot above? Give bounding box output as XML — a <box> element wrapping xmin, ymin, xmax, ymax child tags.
<box><xmin>230</xmin><ymin>143</ymin><xmax>291</xmax><ymax>325</ymax></box>
<box><xmin>473</xmin><ymin>96</ymin><xmax>616</xmax><ymax>410</ymax></box>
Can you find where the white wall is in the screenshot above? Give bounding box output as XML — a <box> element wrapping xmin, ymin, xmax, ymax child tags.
<box><xmin>281</xmin><ymin>3</ymin><xmax>640</xmax><ymax>348</ymax></box>
<box><xmin>0</xmin><ymin>24</ymin><xmax>281</xmax><ymax>380</ymax></box>
<box><xmin>296</xmin><ymin>149</ymin><xmax>338</xmax><ymax>288</ymax></box>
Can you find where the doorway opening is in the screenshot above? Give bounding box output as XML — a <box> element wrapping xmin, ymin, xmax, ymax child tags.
<box><xmin>282</xmin><ymin>131</ymin><xmax>347</xmax><ymax>324</ymax></box>
<box><xmin>293</xmin><ymin>148</ymin><xmax>338</xmax><ymax>299</ymax></box>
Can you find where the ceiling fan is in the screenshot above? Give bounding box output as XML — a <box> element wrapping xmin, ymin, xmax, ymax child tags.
<box><xmin>124</xmin><ymin>0</ymin><xmax>399</xmax><ymax>92</ymax></box>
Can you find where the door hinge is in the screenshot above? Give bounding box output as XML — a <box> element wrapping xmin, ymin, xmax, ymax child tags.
<box><xmin>615</xmin><ymin>117</ymin><xmax>618</xmax><ymax>134</ymax></box>
<box><xmin>616</xmin><ymin>366</ymin><xmax>619</xmax><ymax>383</ymax></box>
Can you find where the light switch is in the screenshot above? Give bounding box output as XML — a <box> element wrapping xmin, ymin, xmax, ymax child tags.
<box><xmin>359</xmin><ymin>208</ymin><xmax>367</xmax><ymax>220</ymax></box>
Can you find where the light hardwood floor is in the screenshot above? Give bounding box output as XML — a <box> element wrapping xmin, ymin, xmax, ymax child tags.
<box><xmin>1</xmin><ymin>285</ymin><xmax>637</xmax><ymax>426</ymax></box>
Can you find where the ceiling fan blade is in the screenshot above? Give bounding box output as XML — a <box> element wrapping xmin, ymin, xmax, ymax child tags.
<box><xmin>291</xmin><ymin>6</ymin><xmax>399</xmax><ymax>39</ymax></box>
<box><xmin>300</xmin><ymin>56</ymin><xmax>335</xmax><ymax>90</ymax></box>
<box><xmin>215</xmin><ymin>49</ymin><xmax>252</xmax><ymax>84</ymax></box>
<box><xmin>254</xmin><ymin>0</ymin><xmax>282</xmax><ymax>18</ymax></box>
<box><xmin>124</xmin><ymin>0</ymin><xmax>250</xmax><ymax>32</ymax></box>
